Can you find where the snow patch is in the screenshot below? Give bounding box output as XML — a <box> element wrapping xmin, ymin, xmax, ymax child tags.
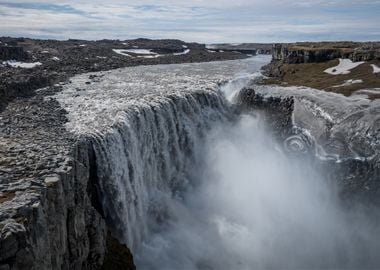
<box><xmin>371</xmin><ymin>64</ymin><xmax>380</xmax><ymax>74</ymax></box>
<box><xmin>79</xmin><ymin>44</ymin><xmax>87</xmax><ymax>47</ymax></box>
<box><xmin>173</xmin><ymin>49</ymin><xmax>190</xmax><ymax>56</ymax></box>
<box><xmin>333</xmin><ymin>79</ymin><xmax>363</xmax><ymax>88</ymax></box>
<box><xmin>112</xmin><ymin>49</ymin><xmax>134</xmax><ymax>57</ymax></box>
<box><xmin>51</xmin><ymin>57</ymin><xmax>60</xmax><ymax>61</ymax></box>
<box><xmin>182</xmin><ymin>45</ymin><xmax>188</xmax><ymax>48</ymax></box>
<box><xmin>2</xmin><ymin>60</ymin><xmax>42</xmax><ymax>68</ymax></box>
<box><xmin>122</xmin><ymin>49</ymin><xmax>158</xmax><ymax>55</ymax></box>
<box><xmin>324</xmin><ymin>58</ymin><xmax>364</xmax><ymax>75</ymax></box>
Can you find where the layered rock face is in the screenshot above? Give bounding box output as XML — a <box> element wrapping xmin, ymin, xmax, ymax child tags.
<box><xmin>0</xmin><ymin>46</ymin><xmax>28</xmax><ymax>61</ymax></box>
<box><xmin>272</xmin><ymin>43</ymin><xmax>380</xmax><ymax>64</ymax></box>
<box><xmin>0</xmin><ymin>88</ymin><xmax>108</xmax><ymax>269</ymax></box>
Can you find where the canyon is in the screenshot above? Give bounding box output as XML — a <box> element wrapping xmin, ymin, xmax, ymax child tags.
<box><xmin>1</xmin><ymin>40</ymin><xmax>380</xmax><ymax>269</ymax></box>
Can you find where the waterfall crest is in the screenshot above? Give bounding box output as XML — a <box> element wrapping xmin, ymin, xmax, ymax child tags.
<box><xmin>90</xmin><ymin>92</ymin><xmax>232</xmax><ymax>251</ymax></box>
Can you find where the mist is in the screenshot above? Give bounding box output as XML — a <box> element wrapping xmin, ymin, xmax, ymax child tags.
<box><xmin>135</xmin><ymin>111</ymin><xmax>380</xmax><ymax>269</ymax></box>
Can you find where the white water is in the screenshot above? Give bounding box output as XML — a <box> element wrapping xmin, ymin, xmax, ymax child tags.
<box><xmin>136</xmin><ymin>113</ymin><xmax>380</xmax><ymax>269</ymax></box>
<box><xmin>55</xmin><ymin>55</ymin><xmax>380</xmax><ymax>269</ymax></box>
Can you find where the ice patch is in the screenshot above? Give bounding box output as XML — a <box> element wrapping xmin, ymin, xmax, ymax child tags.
<box><xmin>324</xmin><ymin>58</ymin><xmax>364</xmax><ymax>75</ymax></box>
<box><xmin>371</xmin><ymin>64</ymin><xmax>380</xmax><ymax>74</ymax></box>
<box><xmin>2</xmin><ymin>60</ymin><xmax>42</xmax><ymax>68</ymax></box>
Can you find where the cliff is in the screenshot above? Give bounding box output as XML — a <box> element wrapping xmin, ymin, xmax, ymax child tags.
<box><xmin>272</xmin><ymin>42</ymin><xmax>380</xmax><ymax>64</ymax></box>
<box><xmin>0</xmin><ymin>46</ymin><xmax>28</xmax><ymax>61</ymax></box>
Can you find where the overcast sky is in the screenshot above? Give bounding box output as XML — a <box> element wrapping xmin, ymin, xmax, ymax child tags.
<box><xmin>0</xmin><ymin>0</ymin><xmax>379</xmax><ymax>43</ymax></box>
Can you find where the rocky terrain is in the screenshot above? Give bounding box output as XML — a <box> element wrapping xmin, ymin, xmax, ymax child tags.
<box><xmin>272</xmin><ymin>42</ymin><xmax>380</xmax><ymax>64</ymax></box>
<box><xmin>0</xmin><ymin>37</ymin><xmax>253</xmax><ymax>270</ymax></box>
<box><xmin>262</xmin><ymin>42</ymin><xmax>380</xmax><ymax>98</ymax></box>
<box><xmin>207</xmin><ymin>43</ymin><xmax>272</xmax><ymax>55</ymax></box>
<box><xmin>0</xmin><ymin>37</ymin><xmax>249</xmax><ymax>111</ymax></box>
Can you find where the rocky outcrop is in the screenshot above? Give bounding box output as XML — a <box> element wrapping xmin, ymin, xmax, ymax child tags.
<box><xmin>236</xmin><ymin>87</ymin><xmax>294</xmax><ymax>139</ymax></box>
<box><xmin>0</xmin><ymin>46</ymin><xmax>28</xmax><ymax>61</ymax></box>
<box><xmin>272</xmin><ymin>43</ymin><xmax>380</xmax><ymax>64</ymax></box>
<box><xmin>0</xmin><ymin>139</ymin><xmax>108</xmax><ymax>269</ymax></box>
<box><xmin>0</xmin><ymin>86</ymin><xmax>134</xmax><ymax>269</ymax></box>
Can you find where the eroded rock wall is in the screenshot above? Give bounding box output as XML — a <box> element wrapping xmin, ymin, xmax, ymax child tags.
<box><xmin>272</xmin><ymin>43</ymin><xmax>380</xmax><ymax>64</ymax></box>
<box><xmin>0</xmin><ymin>139</ymin><xmax>107</xmax><ymax>270</ymax></box>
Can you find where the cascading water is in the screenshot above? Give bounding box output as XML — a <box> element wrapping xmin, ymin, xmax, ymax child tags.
<box><xmin>55</xmin><ymin>55</ymin><xmax>380</xmax><ymax>269</ymax></box>
<box><xmin>90</xmin><ymin>92</ymin><xmax>232</xmax><ymax>251</ymax></box>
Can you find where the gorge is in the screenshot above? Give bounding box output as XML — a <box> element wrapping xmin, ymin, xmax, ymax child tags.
<box><xmin>1</xmin><ymin>54</ymin><xmax>380</xmax><ymax>269</ymax></box>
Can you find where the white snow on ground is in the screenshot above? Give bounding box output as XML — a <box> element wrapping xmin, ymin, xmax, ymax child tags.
<box><xmin>113</xmin><ymin>49</ymin><xmax>159</xmax><ymax>58</ymax></box>
<box><xmin>173</xmin><ymin>49</ymin><xmax>190</xmax><ymax>56</ymax></box>
<box><xmin>206</xmin><ymin>49</ymin><xmax>216</xmax><ymax>53</ymax></box>
<box><xmin>333</xmin><ymin>79</ymin><xmax>363</xmax><ymax>88</ymax></box>
<box><xmin>182</xmin><ymin>45</ymin><xmax>188</xmax><ymax>48</ymax></box>
<box><xmin>79</xmin><ymin>44</ymin><xmax>87</xmax><ymax>47</ymax></box>
<box><xmin>96</xmin><ymin>56</ymin><xmax>107</xmax><ymax>59</ymax></box>
<box><xmin>51</xmin><ymin>57</ymin><xmax>60</xmax><ymax>61</ymax></box>
<box><xmin>2</xmin><ymin>60</ymin><xmax>42</xmax><ymax>68</ymax></box>
<box><xmin>371</xmin><ymin>64</ymin><xmax>380</xmax><ymax>74</ymax></box>
<box><xmin>112</xmin><ymin>49</ymin><xmax>134</xmax><ymax>57</ymax></box>
<box><xmin>122</xmin><ymin>49</ymin><xmax>158</xmax><ymax>55</ymax></box>
<box><xmin>138</xmin><ymin>55</ymin><xmax>161</xmax><ymax>59</ymax></box>
<box><xmin>324</xmin><ymin>58</ymin><xmax>364</xmax><ymax>75</ymax></box>
<box><xmin>113</xmin><ymin>48</ymin><xmax>191</xmax><ymax>58</ymax></box>
<box><xmin>41</xmin><ymin>50</ymin><xmax>49</xmax><ymax>54</ymax></box>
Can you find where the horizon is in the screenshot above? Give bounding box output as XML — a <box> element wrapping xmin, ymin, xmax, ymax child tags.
<box><xmin>0</xmin><ymin>0</ymin><xmax>379</xmax><ymax>43</ymax></box>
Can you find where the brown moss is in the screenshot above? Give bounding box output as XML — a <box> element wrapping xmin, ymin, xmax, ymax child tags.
<box><xmin>261</xmin><ymin>59</ymin><xmax>380</xmax><ymax>98</ymax></box>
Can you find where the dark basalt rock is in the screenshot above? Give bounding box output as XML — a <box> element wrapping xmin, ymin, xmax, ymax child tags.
<box><xmin>236</xmin><ymin>87</ymin><xmax>294</xmax><ymax>139</ymax></box>
<box><xmin>272</xmin><ymin>42</ymin><xmax>380</xmax><ymax>64</ymax></box>
<box><xmin>0</xmin><ymin>46</ymin><xmax>28</xmax><ymax>61</ymax></box>
<box><xmin>101</xmin><ymin>234</ymin><xmax>136</xmax><ymax>270</ymax></box>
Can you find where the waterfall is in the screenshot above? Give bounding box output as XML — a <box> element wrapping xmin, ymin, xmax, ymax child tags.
<box><xmin>90</xmin><ymin>91</ymin><xmax>233</xmax><ymax>252</ymax></box>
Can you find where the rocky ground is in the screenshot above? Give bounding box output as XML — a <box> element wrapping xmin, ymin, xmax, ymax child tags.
<box><xmin>0</xmin><ymin>37</ymin><xmax>248</xmax><ymax>111</ymax></box>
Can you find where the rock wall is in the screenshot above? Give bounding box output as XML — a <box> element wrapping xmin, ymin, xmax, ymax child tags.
<box><xmin>272</xmin><ymin>43</ymin><xmax>380</xmax><ymax>64</ymax></box>
<box><xmin>0</xmin><ymin>46</ymin><xmax>28</xmax><ymax>61</ymax></box>
<box><xmin>0</xmin><ymin>139</ymin><xmax>108</xmax><ymax>270</ymax></box>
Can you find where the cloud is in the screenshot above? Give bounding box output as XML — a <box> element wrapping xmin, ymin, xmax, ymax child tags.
<box><xmin>0</xmin><ymin>0</ymin><xmax>378</xmax><ymax>42</ymax></box>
